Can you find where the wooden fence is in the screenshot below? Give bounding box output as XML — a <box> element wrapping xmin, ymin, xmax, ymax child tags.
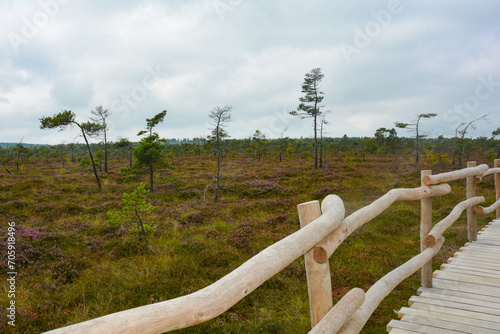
<box><xmin>45</xmin><ymin>159</ymin><xmax>500</xmax><ymax>334</ymax></box>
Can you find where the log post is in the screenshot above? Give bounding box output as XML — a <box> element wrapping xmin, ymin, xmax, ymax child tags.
<box><xmin>467</xmin><ymin>161</ymin><xmax>477</xmax><ymax>241</ymax></box>
<box><xmin>495</xmin><ymin>159</ymin><xmax>500</xmax><ymax>219</ymax></box>
<box><xmin>297</xmin><ymin>200</ymin><xmax>332</xmax><ymax>328</ymax></box>
<box><xmin>420</xmin><ymin>170</ymin><xmax>433</xmax><ymax>288</ymax></box>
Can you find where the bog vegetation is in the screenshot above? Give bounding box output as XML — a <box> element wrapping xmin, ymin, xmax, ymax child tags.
<box><xmin>0</xmin><ymin>134</ymin><xmax>499</xmax><ymax>333</ymax></box>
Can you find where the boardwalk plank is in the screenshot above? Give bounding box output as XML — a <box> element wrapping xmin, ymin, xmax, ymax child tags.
<box><xmin>408</xmin><ymin>295</ymin><xmax>500</xmax><ymax>316</ymax></box>
<box><xmin>387</xmin><ymin>220</ymin><xmax>500</xmax><ymax>333</ymax></box>
<box><xmin>395</xmin><ymin>314</ymin><xmax>498</xmax><ymax>334</ymax></box>
<box><xmin>387</xmin><ymin>319</ymin><xmax>466</xmax><ymax>334</ymax></box>
<box><xmin>440</xmin><ymin>264</ymin><xmax>500</xmax><ymax>279</ymax></box>
<box><xmin>387</xmin><ymin>328</ymin><xmax>422</xmax><ymax>334</ymax></box>
<box><xmin>447</xmin><ymin>257</ymin><xmax>500</xmax><ymax>271</ymax></box>
<box><xmin>433</xmin><ymin>270</ymin><xmax>500</xmax><ymax>285</ymax></box>
<box><xmin>397</xmin><ymin>307</ymin><xmax>500</xmax><ymax>331</ymax></box>
<box><xmin>417</xmin><ymin>287</ymin><xmax>500</xmax><ymax>305</ymax></box>
<box><xmin>432</xmin><ymin>277</ymin><xmax>500</xmax><ymax>298</ymax></box>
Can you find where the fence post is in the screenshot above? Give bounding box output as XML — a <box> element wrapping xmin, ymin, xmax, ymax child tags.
<box><xmin>421</xmin><ymin>170</ymin><xmax>433</xmax><ymax>288</ymax></box>
<box><xmin>297</xmin><ymin>200</ymin><xmax>333</xmax><ymax>328</ymax></box>
<box><xmin>467</xmin><ymin>161</ymin><xmax>477</xmax><ymax>241</ymax></box>
<box><xmin>495</xmin><ymin>159</ymin><xmax>500</xmax><ymax>219</ymax></box>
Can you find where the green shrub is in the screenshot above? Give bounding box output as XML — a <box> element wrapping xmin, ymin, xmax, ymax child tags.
<box><xmin>107</xmin><ymin>183</ymin><xmax>157</xmax><ymax>242</ymax></box>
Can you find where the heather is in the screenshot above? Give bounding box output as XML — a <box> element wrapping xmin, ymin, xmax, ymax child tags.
<box><xmin>0</xmin><ymin>151</ymin><xmax>496</xmax><ymax>333</ymax></box>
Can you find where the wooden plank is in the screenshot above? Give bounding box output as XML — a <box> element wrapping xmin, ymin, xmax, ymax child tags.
<box><xmin>432</xmin><ymin>277</ymin><xmax>500</xmax><ymax>298</ymax></box>
<box><xmin>388</xmin><ymin>222</ymin><xmax>500</xmax><ymax>333</ymax></box>
<box><xmin>417</xmin><ymin>289</ymin><xmax>500</xmax><ymax>311</ymax></box>
<box><xmin>387</xmin><ymin>319</ymin><xmax>465</xmax><ymax>334</ymax></box>
<box><xmin>477</xmin><ymin>234</ymin><xmax>500</xmax><ymax>241</ymax></box>
<box><xmin>478</xmin><ymin>224</ymin><xmax>500</xmax><ymax>229</ymax></box>
<box><xmin>409</xmin><ymin>295</ymin><xmax>500</xmax><ymax>316</ymax></box>
<box><xmin>398</xmin><ymin>307</ymin><xmax>500</xmax><ymax>331</ymax></box>
<box><xmin>478</xmin><ymin>229</ymin><xmax>500</xmax><ymax>235</ymax></box>
<box><xmin>462</xmin><ymin>241</ymin><xmax>500</xmax><ymax>248</ymax></box>
<box><xmin>447</xmin><ymin>257</ymin><xmax>500</xmax><ymax>271</ymax></box>
<box><xmin>396</xmin><ymin>314</ymin><xmax>498</xmax><ymax>334</ymax></box>
<box><xmin>474</xmin><ymin>239</ymin><xmax>500</xmax><ymax>246</ymax></box>
<box><xmin>460</xmin><ymin>244</ymin><xmax>500</xmax><ymax>254</ymax></box>
<box><xmin>418</xmin><ymin>287</ymin><xmax>500</xmax><ymax>304</ymax></box>
<box><xmin>441</xmin><ymin>263</ymin><xmax>500</xmax><ymax>278</ymax></box>
<box><xmin>387</xmin><ymin>328</ymin><xmax>422</xmax><ymax>334</ymax></box>
<box><xmin>448</xmin><ymin>254</ymin><xmax>500</xmax><ymax>270</ymax></box>
<box><xmin>453</xmin><ymin>253</ymin><xmax>500</xmax><ymax>264</ymax></box>
<box><xmin>409</xmin><ymin>302</ymin><xmax>500</xmax><ymax>324</ymax></box>
<box><xmin>434</xmin><ymin>270</ymin><xmax>500</xmax><ymax>285</ymax></box>
<box><xmin>477</xmin><ymin>232</ymin><xmax>500</xmax><ymax>238</ymax></box>
<box><xmin>453</xmin><ymin>248</ymin><xmax>500</xmax><ymax>260</ymax></box>
<box><xmin>458</xmin><ymin>248</ymin><xmax>500</xmax><ymax>258</ymax></box>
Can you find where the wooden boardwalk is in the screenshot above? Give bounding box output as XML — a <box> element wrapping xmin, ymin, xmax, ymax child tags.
<box><xmin>387</xmin><ymin>219</ymin><xmax>500</xmax><ymax>333</ymax></box>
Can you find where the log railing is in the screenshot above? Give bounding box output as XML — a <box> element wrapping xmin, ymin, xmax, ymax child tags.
<box><xmin>44</xmin><ymin>159</ymin><xmax>500</xmax><ymax>334</ymax></box>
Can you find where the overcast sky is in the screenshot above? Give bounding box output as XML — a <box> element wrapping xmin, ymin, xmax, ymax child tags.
<box><xmin>1</xmin><ymin>0</ymin><xmax>499</xmax><ymax>145</ymax></box>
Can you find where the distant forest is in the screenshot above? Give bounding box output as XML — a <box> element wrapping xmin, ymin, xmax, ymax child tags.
<box><xmin>1</xmin><ymin>134</ymin><xmax>499</xmax><ymax>171</ymax></box>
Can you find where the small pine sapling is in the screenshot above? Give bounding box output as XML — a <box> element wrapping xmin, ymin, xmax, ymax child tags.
<box><xmin>108</xmin><ymin>183</ymin><xmax>157</xmax><ymax>242</ymax></box>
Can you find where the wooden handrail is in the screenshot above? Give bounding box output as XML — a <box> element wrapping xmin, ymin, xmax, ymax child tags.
<box><xmin>424</xmin><ymin>196</ymin><xmax>485</xmax><ymax>247</ymax></box>
<box><xmin>313</xmin><ymin>184</ymin><xmax>451</xmax><ymax>263</ymax></box>
<box><xmin>475</xmin><ymin>197</ymin><xmax>500</xmax><ymax>215</ymax></box>
<box><xmin>308</xmin><ymin>288</ymin><xmax>365</xmax><ymax>334</ymax></box>
<box><xmin>44</xmin><ymin>195</ymin><xmax>345</xmax><ymax>334</ymax></box>
<box><xmin>422</xmin><ymin>164</ymin><xmax>488</xmax><ymax>185</ymax></box>
<box><xmin>337</xmin><ymin>237</ymin><xmax>445</xmax><ymax>333</ymax></box>
<box><xmin>474</xmin><ymin>167</ymin><xmax>500</xmax><ymax>183</ymax></box>
<box><xmin>495</xmin><ymin>159</ymin><xmax>500</xmax><ymax>219</ymax></box>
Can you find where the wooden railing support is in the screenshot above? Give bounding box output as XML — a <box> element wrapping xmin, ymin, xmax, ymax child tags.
<box><xmin>420</xmin><ymin>170</ymin><xmax>432</xmax><ymax>288</ymax></box>
<box><xmin>308</xmin><ymin>288</ymin><xmax>365</xmax><ymax>334</ymax></box>
<box><xmin>467</xmin><ymin>161</ymin><xmax>477</xmax><ymax>241</ymax></box>
<box><xmin>495</xmin><ymin>159</ymin><xmax>500</xmax><ymax>219</ymax></box>
<box><xmin>298</xmin><ymin>200</ymin><xmax>333</xmax><ymax>328</ymax></box>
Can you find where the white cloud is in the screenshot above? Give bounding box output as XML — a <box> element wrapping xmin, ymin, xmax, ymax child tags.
<box><xmin>0</xmin><ymin>1</ymin><xmax>499</xmax><ymax>144</ymax></box>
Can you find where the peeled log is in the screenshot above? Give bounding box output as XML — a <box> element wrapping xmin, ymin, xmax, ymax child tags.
<box><xmin>474</xmin><ymin>197</ymin><xmax>500</xmax><ymax>215</ymax></box>
<box><xmin>422</xmin><ymin>164</ymin><xmax>488</xmax><ymax>185</ymax></box>
<box><xmin>308</xmin><ymin>288</ymin><xmax>365</xmax><ymax>334</ymax></box>
<box><xmin>337</xmin><ymin>237</ymin><xmax>445</xmax><ymax>334</ymax></box>
<box><xmin>314</xmin><ymin>184</ymin><xmax>451</xmax><ymax>263</ymax></box>
<box><xmin>425</xmin><ymin>196</ymin><xmax>484</xmax><ymax>247</ymax></box>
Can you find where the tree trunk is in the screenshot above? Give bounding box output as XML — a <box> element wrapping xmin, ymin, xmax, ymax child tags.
<box><xmin>81</xmin><ymin>128</ymin><xmax>101</xmax><ymax>189</ymax></box>
<box><xmin>104</xmin><ymin>127</ymin><xmax>108</xmax><ymax>173</ymax></box>
<box><xmin>320</xmin><ymin>131</ymin><xmax>323</xmax><ymax>168</ymax></box>
<box><xmin>314</xmin><ymin>114</ymin><xmax>318</xmax><ymax>169</ymax></box>
<box><xmin>416</xmin><ymin>126</ymin><xmax>419</xmax><ymax>164</ymax></box>
<box><xmin>150</xmin><ymin>164</ymin><xmax>154</xmax><ymax>192</ymax></box>
<box><xmin>129</xmin><ymin>143</ymin><xmax>133</xmax><ymax>168</ymax></box>
<box><xmin>215</xmin><ymin>145</ymin><xmax>220</xmax><ymax>202</ymax></box>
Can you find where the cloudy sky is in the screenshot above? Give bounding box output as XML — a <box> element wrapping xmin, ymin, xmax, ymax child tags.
<box><xmin>1</xmin><ymin>0</ymin><xmax>499</xmax><ymax>145</ymax></box>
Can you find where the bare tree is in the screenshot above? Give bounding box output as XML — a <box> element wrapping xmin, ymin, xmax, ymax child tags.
<box><xmin>455</xmin><ymin>114</ymin><xmax>488</xmax><ymax>166</ymax></box>
<box><xmin>319</xmin><ymin>111</ymin><xmax>330</xmax><ymax>168</ymax></box>
<box><xmin>208</xmin><ymin>105</ymin><xmax>232</xmax><ymax>202</ymax></box>
<box><xmin>90</xmin><ymin>106</ymin><xmax>111</xmax><ymax>173</ymax></box>
<box><xmin>278</xmin><ymin>127</ymin><xmax>288</xmax><ymax>162</ymax></box>
<box><xmin>395</xmin><ymin>113</ymin><xmax>437</xmax><ymax>164</ymax></box>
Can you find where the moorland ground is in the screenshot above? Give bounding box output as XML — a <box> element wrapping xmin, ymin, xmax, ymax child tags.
<box><xmin>0</xmin><ymin>152</ymin><xmax>496</xmax><ymax>333</ymax></box>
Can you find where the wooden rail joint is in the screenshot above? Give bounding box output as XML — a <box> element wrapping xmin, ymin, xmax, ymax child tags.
<box><xmin>424</xmin><ymin>196</ymin><xmax>485</xmax><ymax>248</ymax></box>
<box><xmin>313</xmin><ymin>184</ymin><xmax>451</xmax><ymax>265</ymax></box>
<box><xmin>422</xmin><ymin>164</ymin><xmax>488</xmax><ymax>185</ymax></box>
